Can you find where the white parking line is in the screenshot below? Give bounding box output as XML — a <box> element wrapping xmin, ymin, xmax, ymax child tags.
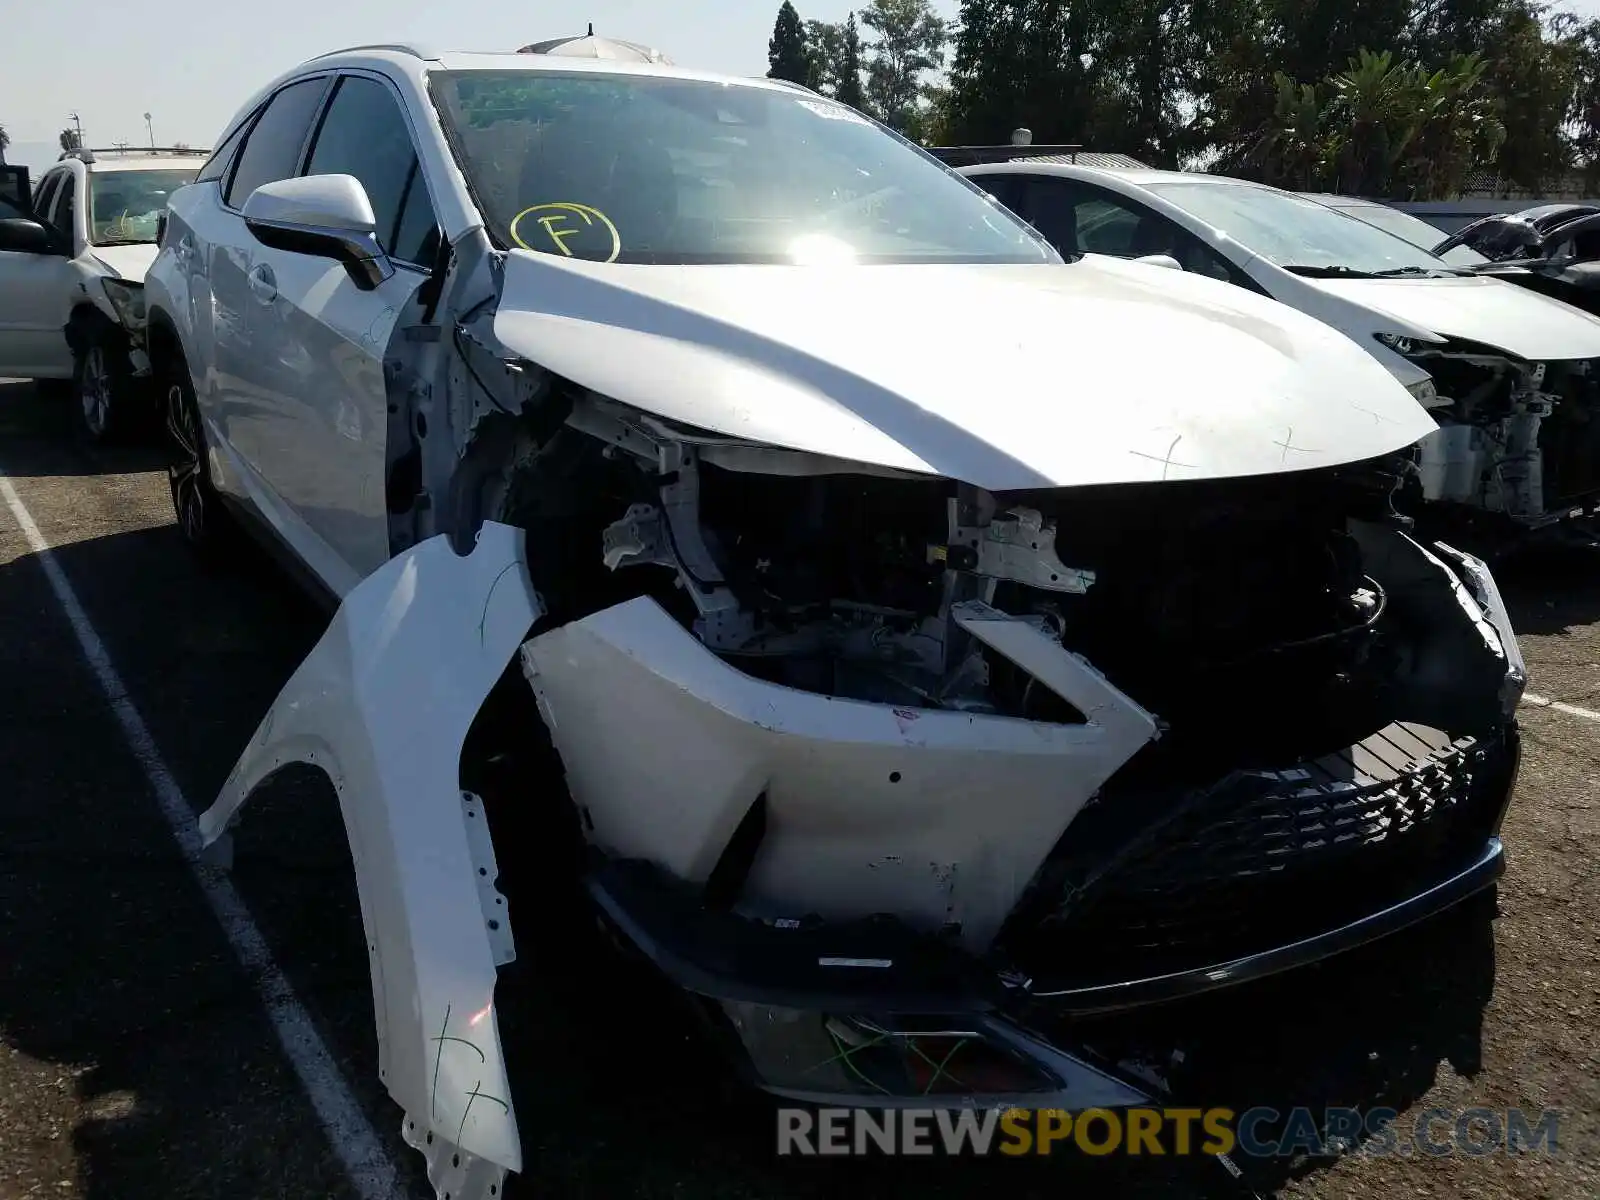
<box><xmin>0</xmin><ymin>474</ymin><xmax>404</xmax><ymax>1200</ymax></box>
<box><xmin>1523</xmin><ymin>691</ymin><xmax>1600</xmax><ymax>724</ymax></box>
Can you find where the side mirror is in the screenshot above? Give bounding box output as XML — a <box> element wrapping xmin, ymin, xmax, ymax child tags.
<box><xmin>0</xmin><ymin>217</ymin><xmax>65</xmax><ymax>255</ymax></box>
<box><xmin>1134</xmin><ymin>253</ymin><xmax>1184</xmax><ymax>271</ymax></box>
<box><xmin>241</xmin><ymin>174</ymin><xmax>394</xmax><ymax>290</ymax></box>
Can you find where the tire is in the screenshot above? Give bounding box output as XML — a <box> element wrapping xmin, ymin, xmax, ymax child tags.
<box><xmin>71</xmin><ymin>318</ymin><xmax>141</xmax><ymax>445</ymax></box>
<box><xmin>164</xmin><ymin>353</ymin><xmax>238</xmax><ymax>563</ymax></box>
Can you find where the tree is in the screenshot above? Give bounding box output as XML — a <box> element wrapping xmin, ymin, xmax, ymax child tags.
<box><xmin>59</xmin><ymin>127</ymin><xmax>82</xmax><ymax>153</ymax></box>
<box><xmin>945</xmin><ymin>0</ymin><xmax>1102</xmax><ymax>149</ymax></box>
<box><xmin>0</xmin><ymin>124</ymin><xmax>8</xmax><ymax>164</ymax></box>
<box><xmin>805</xmin><ymin>19</ymin><xmax>845</xmax><ymax>94</ymax></box>
<box><xmin>837</xmin><ymin>12</ymin><xmax>869</xmax><ymax>110</ymax></box>
<box><xmin>832</xmin><ymin>0</ymin><xmax>1600</xmax><ymax>187</ymax></box>
<box><xmin>1562</xmin><ymin>14</ymin><xmax>1600</xmax><ymax>188</ymax></box>
<box><xmin>1091</xmin><ymin>0</ymin><xmax>1213</xmax><ymax>163</ymax></box>
<box><xmin>768</xmin><ymin>1</ymin><xmax>811</xmax><ymax>85</ymax></box>
<box><xmin>804</xmin><ymin>13</ymin><xmax>869</xmax><ymax>109</ymax></box>
<box><xmin>1246</xmin><ymin>49</ymin><xmax>1504</xmax><ymax>198</ymax></box>
<box><xmin>861</xmin><ymin>0</ymin><xmax>949</xmax><ymax>132</ymax></box>
<box><xmin>1479</xmin><ymin>2</ymin><xmax>1577</xmax><ymax>191</ymax></box>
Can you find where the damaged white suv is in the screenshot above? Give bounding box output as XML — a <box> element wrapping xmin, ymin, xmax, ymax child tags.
<box><xmin>145</xmin><ymin>45</ymin><xmax>1527</xmax><ymax>1198</ymax></box>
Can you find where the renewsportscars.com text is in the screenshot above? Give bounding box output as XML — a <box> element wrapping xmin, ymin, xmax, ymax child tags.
<box><xmin>776</xmin><ymin>1106</ymin><xmax>1562</xmax><ymax>1158</ymax></box>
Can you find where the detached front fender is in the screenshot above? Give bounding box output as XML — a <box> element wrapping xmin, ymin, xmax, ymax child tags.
<box><xmin>198</xmin><ymin>522</ymin><xmax>542</xmax><ymax>1182</ymax></box>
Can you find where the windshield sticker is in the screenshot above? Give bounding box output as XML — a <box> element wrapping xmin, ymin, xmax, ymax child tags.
<box><xmin>509</xmin><ymin>202</ymin><xmax>621</xmax><ymax>263</ymax></box>
<box><xmin>797</xmin><ymin>99</ymin><xmax>872</xmax><ymax>126</ymax></box>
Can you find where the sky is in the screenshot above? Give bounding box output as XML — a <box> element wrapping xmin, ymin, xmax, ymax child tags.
<box><xmin>0</xmin><ymin>0</ymin><xmax>955</xmax><ymax>173</ymax></box>
<box><xmin>2</xmin><ymin>0</ymin><xmax>1598</xmax><ymax>174</ymax></box>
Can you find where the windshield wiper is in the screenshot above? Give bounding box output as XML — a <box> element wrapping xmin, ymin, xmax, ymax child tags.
<box><xmin>1369</xmin><ymin>265</ymin><xmax>1469</xmax><ymax>278</ymax></box>
<box><xmin>1280</xmin><ymin>264</ymin><xmax>1380</xmax><ymax>278</ymax></box>
<box><xmin>93</xmin><ymin>236</ymin><xmax>153</xmax><ymax>246</ymax></box>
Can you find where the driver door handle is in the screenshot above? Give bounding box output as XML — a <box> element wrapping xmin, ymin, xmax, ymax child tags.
<box><xmin>247</xmin><ymin>262</ymin><xmax>277</xmax><ymax>303</ymax></box>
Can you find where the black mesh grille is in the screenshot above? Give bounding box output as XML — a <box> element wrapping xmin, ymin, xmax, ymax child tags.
<box><xmin>1011</xmin><ymin>722</ymin><xmax>1514</xmax><ymax>989</ymax></box>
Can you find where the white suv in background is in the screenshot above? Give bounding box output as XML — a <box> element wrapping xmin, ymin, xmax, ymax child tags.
<box><xmin>962</xmin><ymin>160</ymin><xmax>1600</xmax><ymax>536</ymax></box>
<box><xmin>0</xmin><ymin>147</ymin><xmax>205</xmax><ymax>440</ymax></box>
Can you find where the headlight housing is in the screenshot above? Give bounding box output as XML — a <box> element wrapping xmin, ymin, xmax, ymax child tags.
<box><xmin>1376</xmin><ymin>331</ymin><xmax>1421</xmax><ymax>355</ymax></box>
<box><xmin>1403</xmin><ymin>376</ymin><xmax>1438</xmax><ymax>405</ymax></box>
<box><xmin>1433</xmin><ymin>541</ymin><xmax>1527</xmax><ymax>718</ymax></box>
<box><xmin>101</xmin><ymin>278</ymin><xmax>146</xmax><ymax>328</ymax></box>
<box><xmin>1373</xmin><ymin>333</ymin><xmax>1440</xmax><ymax>405</ymax></box>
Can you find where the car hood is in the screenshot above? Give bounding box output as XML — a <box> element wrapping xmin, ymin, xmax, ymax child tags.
<box><xmin>88</xmin><ymin>242</ymin><xmax>159</xmax><ymax>282</ymax></box>
<box><xmin>492</xmin><ymin>251</ymin><xmax>1435</xmax><ymax>491</ymax></box>
<box><xmin>1307</xmin><ymin>273</ymin><xmax>1600</xmax><ymax>361</ymax></box>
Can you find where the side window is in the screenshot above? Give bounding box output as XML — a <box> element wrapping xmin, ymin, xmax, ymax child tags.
<box><xmin>1456</xmin><ymin>220</ymin><xmax>1538</xmax><ymax>263</ymax></box>
<box><xmin>392</xmin><ymin>164</ymin><xmax>442</xmax><ymax>265</ymax></box>
<box><xmin>1019</xmin><ymin>178</ymin><xmax>1135</xmax><ymax>255</ymax></box>
<box><xmin>1167</xmin><ymin>229</ymin><xmax>1244</xmax><ymax>283</ymax></box>
<box><xmin>1572</xmin><ymin>230</ymin><xmax>1600</xmax><ymax>261</ymax></box>
<box><xmin>1553</xmin><ymin>221</ymin><xmax>1600</xmax><ymax>263</ymax></box>
<box><xmin>975</xmin><ymin>173</ymin><xmax>1025</xmax><ymax>212</ymax></box>
<box><xmin>1075</xmin><ymin>198</ymin><xmax>1141</xmax><ymax>256</ymax></box>
<box><xmin>30</xmin><ymin>171</ymin><xmax>62</xmax><ymax>221</ymax></box>
<box><xmin>304</xmin><ymin>75</ymin><xmax>440</xmax><ymax>265</ymax></box>
<box><xmin>225</xmin><ymin>77</ymin><xmax>331</xmax><ymax>208</ymax></box>
<box><xmin>52</xmin><ymin>175</ymin><xmax>77</xmax><ymax>241</ymax></box>
<box><xmin>197</xmin><ymin>113</ymin><xmax>256</xmax><ymax>185</ymax></box>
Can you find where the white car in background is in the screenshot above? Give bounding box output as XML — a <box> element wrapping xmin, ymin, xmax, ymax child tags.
<box><xmin>1302</xmin><ymin>193</ymin><xmax>1488</xmax><ymax>265</ymax></box>
<box><xmin>0</xmin><ymin>147</ymin><xmax>205</xmax><ymax>440</ymax></box>
<box><xmin>963</xmin><ymin>161</ymin><xmax>1600</xmax><ymax>534</ymax></box>
<box><xmin>142</xmin><ymin>45</ymin><xmax>1525</xmax><ymax>1199</ymax></box>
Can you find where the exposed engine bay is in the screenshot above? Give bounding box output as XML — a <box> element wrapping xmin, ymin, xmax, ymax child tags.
<box><xmin>1399</xmin><ymin>337</ymin><xmax>1600</xmax><ymax>525</ymax></box>
<box><xmin>505</xmin><ymin>394</ymin><xmax>1430</xmax><ymax>770</ymax></box>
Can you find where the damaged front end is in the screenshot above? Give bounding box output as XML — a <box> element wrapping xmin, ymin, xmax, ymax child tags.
<box><xmin>510</xmin><ymin>431</ymin><xmax>1523</xmax><ymax>1109</ymax></box>
<box><xmin>197</xmin><ymin>245</ymin><xmax>1524</xmax><ymax>1193</ymax></box>
<box><xmin>1387</xmin><ymin>333</ymin><xmax>1600</xmax><ymax>529</ymax></box>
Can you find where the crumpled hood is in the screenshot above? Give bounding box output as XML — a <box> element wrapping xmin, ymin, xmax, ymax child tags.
<box><xmin>88</xmin><ymin>243</ymin><xmax>159</xmax><ymax>282</ymax></box>
<box><xmin>492</xmin><ymin>251</ymin><xmax>1436</xmax><ymax>490</ymax></box>
<box><xmin>1308</xmin><ymin>272</ymin><xmax>1600</xmax><ymax>362</ymax></box>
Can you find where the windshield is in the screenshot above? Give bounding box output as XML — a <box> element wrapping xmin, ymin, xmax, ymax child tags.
<box><xmin>429</xmin><ymin>70</ymin><xmax>1058</xmax><ymax>265</ymax></box>
<box><xmin>1143</xmin><ymin>180</ymin><xmax>1453</xmax><ymax>275</ymax></box>
<box><xmin>89</xmin><ymin>169</ymin><xmax>196</xmax><ymax>244</ymax></box>
<box><xmin>1328</xmin><ymin>202</ymin><xmax>1486</xmax><ymax>266</ymax></box>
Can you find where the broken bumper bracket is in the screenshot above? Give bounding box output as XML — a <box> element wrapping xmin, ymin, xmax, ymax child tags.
<box><xmin>587</xmin><ymin>859</ymin><xmax>1151</xmax><ymax>1110</ymax></box>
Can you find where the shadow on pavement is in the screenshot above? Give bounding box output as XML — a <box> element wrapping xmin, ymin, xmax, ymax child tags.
<box><xmin>0</xmin><ymin>521</ymin><xmax>378</xmax><ymax>1198</ymax></box>
<box><xmin>0</xmin><ymin>379</ymin><xmax>169</xmax><ymax>477</ymax></box>
<box><xmin>1498</xmin><ymin>543</ymin><xmax>1600</xmax><ymax>637</ymax></box>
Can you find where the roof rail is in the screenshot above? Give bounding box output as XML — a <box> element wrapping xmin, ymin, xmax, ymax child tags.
<box><xmin>928</xmin><ymin>144</ymin><xmax>1087</xmax><ymax>166</ymax></box>
<box><xmin>58</xmin><ymin>145</ymin><xmax>211</xmax><ymax>164</ymax></box>
<box><xmin>305</xmin><ymin>42</ymin><xmax>436</xmax><ymax>63</ymax></box>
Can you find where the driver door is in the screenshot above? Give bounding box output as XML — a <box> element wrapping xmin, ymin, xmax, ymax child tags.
<box><xmin>226</xmin><ymin>71</ymin><xmax>442</xmax><ymax>592</ymax></box>
<box><xmin>0</xmin><ymin>167</ymin><xmax>77</xmax><ymax>378</ymax></box>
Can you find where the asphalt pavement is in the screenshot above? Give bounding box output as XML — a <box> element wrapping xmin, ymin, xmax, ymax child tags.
<box><xmin>0</xmin><ymin>378</ymin><xmax>1594</xmax><ymax>1199</ymax></box>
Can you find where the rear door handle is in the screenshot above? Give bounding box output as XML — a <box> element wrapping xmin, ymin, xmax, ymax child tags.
<box><xmin>247</xmin><ymin>262</ymin><xmax>277</xmax><ymax>303</ymax></box>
